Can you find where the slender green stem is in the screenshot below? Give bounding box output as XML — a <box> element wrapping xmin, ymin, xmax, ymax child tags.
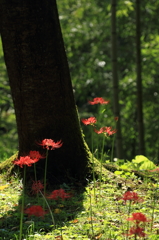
<box><xmin>126</xmin><ymin>201</ymin><xmax>132</xmax><ymax>239</ymax></box>
<box><xmin>111</xmin><ymin>120</ymin><xmax>117</xmax><ymax>162</ymax></box>
<box><xmin>89</xmin><ymin>191</ymin><xmax>94</xmax><ymax>238</ymax></box>
<box><xmin>99</xmin><ymin>135</ymin><xmax>105</xmax><ymax>195</ymax></box>
<box><xmin>44</xmin><ymin>149</ymin><xmax>48</xmax><ymax>198</ymax></box>
<box><xmin>33</xmin><ymin>163</ymin><xmax>39</xmax><ymax>202</ymax></box>
<box><xmin>34</xmin><ymin>163</ymin><xmax>37</xmax><ymax>183</ymax></box>
<box><xmin>39</xmin><ymin>190</ymin><xmax>55</xmax><ymax>227</ymax></box>
<box><xmin>150</xmin><ymin>193</ymin><xmax>156</xmax><ymax>232</ymax></box>
<box><xmin>19</xmin><ymin>165</ymin><xmax>26</xmax><ymax>240</ymax></box>
<box><xmin>111</xmin><ymin>132</ymin><xmax>116</xmax><ymax>162</ymax></box>
<box><xmin>91</xmin><ymin>130</ymin><xmax>96</xmax><ymax>199</ymax></box>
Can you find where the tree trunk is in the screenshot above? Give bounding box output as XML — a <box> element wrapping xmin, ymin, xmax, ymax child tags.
<box><xmin>111</xmin><ymin>0</ymin><xmax>123</xmax><ymax>159</ymax></box>
<box><xmin>136</xmin><ymin>0</ymin><xmax>145</xmax><ymax>155</ymax></box>
<box><xmin>0</xmin><ymin>0</ymin><xmax>91</xmax><ymax>184</ymax></box>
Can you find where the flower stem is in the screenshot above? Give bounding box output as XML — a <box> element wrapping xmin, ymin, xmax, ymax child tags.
<box><xmin>44</xmin><ymin>149</ymin><xmax>48</xmax><ymax>202</ymax></box>
<box><xmin>99</xmin><ymin>135</ymin><xmax>105</xmax><ymax>196</ymax></box>
<box><xmin>89</xmin><ymin>191</ymin><xmax>94</xmax><ymax>238</ymax></box>
<box><xmin>126</xmin><ymin>201</ymin><xmax>132</xmax><ymax>239</ymax></box>
<box><xmin>150</xmin><ymin>192</ymin><xmax>156</xmax><ymax>232</ymax></box>
<box><xmin>91</xmin><ymin>130</ymin><xmax>96</xmax><ymax>199</ymax></box>
<box><xmin>34</xmin><ymin>164</ymin><xmax>39</xmax><ymax>202</ymax></box>
<box><xmin>111</xmin><ymin>119</ymin><xmax>117</xmax><ymax>162</ymax></box>
<box><xmin>39</xmin><ymin>190</ymin><xmax>55</xmax><ymax>227</ymax></box>
<box><xmin>19</xmin><ymin>165</ymin><xmax>26</xmax><ymax>240</ymax></box>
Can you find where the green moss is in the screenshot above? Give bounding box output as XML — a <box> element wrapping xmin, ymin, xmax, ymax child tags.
<box><xmin>0</xmin><ymin>152</ymin><xmax>18</xmax><ymax>175</ymax></box>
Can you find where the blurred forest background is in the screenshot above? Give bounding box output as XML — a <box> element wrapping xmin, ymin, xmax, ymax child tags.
<box><xmin>0</xmin><ymin>0</ymin><xmax>159</xmax><ymax>162</ymax></box>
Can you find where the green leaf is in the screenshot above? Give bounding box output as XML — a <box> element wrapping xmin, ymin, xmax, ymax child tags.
<box><xmin>114</xmin><ymin>170</ymin><xmax>123</xmax><ymax>175</ymax></box>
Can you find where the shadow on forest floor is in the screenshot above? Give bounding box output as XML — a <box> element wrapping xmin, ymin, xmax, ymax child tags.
<box><xmin>0</xmin><ymin>174</ymin><xmax>87</xmax><ymax>240</ymax></box>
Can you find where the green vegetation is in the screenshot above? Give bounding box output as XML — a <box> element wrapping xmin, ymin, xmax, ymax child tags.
<box><xmin>0</xmin><ymin>154</ymin><xmax>159</xmax><ymax>239</ymax></box>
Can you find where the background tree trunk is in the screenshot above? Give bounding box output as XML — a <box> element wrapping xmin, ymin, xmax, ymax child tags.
<box><xmin>0</xmin><ymin>0</ymin><xmax>91</xmax><ymax>184</ymax></box>
<box><xmin>136</xmin><ymin>0</ymin><xmax>145</xmax><ymax>155</ymax></box>
<box><xmin>111</xmin><ymin>0</ymin><xmax>123</xmax><ymax>159</ymax></box>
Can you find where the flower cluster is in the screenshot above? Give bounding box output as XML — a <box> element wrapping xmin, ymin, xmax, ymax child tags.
<box><xmin>127</xmin><ymin>212</ymin><xmax>149</xmax><ymax>224</ymax></box>
<box><xmin>29</xmin><ymin>150</ymin><xmax>45</xmax><ymax>160</ymax></box>
<box><xmin>24</xmin><ymin>205</ymin><xmax>47</xmax><ymax>217</ymax></box>
<box><xmin>12</xmin><ymin>138</ymin><xmax>65</xmax><ymax>230</ymax></box>
<box><xmin>38</xmin><ymin>139</ymin><xmax>63</xmax><ymax>150</ymax></box>
<box><xmin>31</xmin><ymin>180</ymin><xmax>44</xmax><ymax>195</ymax></box>
<box><xmin>13</xmin><ymin>138</ymin><xmax>63</xmax><ymax>168</ymax></box>
<box><xmin>81</xmin><ymin>117</ymin><xmax>97</xmax><ymax>126</ymax></box>
<box><xmin>13</xmin><ymin>156</ymin><xmax>39</xmax><ymax>168</ymax></box>
<box><xmin>81</xmin><ymin>97</ymin><xmax>117</xmax><ymax>136</ymax></box>
<box><xmin>94</xmin><ymin>126</ymin><xmax>117</xmax><ymax>136</ymax></box>
<box><xmin>122</xmin><ymin>191</ymin><xmax>144</xmax><ymax>204</ymax></box>
<box><xmin>13</xmin><ymin>150</ymin><xmax>45</xmax><ymax>168</ymax></box>
<box><xmin>129</xmin><ymin>226</ymin><xmax>146</xmax><ymax>237</ymax></box>
<box><xmin>88</xmin><ymin>97</ymin><xmax>109</xmax><ymax>105</ymax></box>
<box><xmin>47</xmin><ymin>189</ymin><xmax>71</xmax><ymax>200</ymax></box>
<box><xmin>126</xmin><ymin>212</ymin><xmax>149</xmax><ymax>237</ymax></box>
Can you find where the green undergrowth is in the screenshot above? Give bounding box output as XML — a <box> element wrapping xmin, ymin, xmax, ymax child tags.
<box><xmin>0</xmin><ymin>156</ymin><xmax>159</xmax><ymax>240</ymax></box>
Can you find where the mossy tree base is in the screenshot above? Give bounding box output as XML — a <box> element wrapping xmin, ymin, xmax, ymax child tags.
<box><xmin>0</xmin><ymin>153</ymin><xmax>154</xmax><ymax>187</ymax></box>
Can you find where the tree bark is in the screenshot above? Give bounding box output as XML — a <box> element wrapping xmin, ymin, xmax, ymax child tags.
<box><xmin>111</xmin><ymin>0</ymin><xmax>123</xmax><ymax>159</ymax></box>
<box><xmin>0</xmin><ymin>0</ymin><xmax>91</xmax><ymax>184</ymax></box>
<box><xmin>136</xmin><ymin>0</ymin><xmax>145</xmax><ymax>155</ymax></box>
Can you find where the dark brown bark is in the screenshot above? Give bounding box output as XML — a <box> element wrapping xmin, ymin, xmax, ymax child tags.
<box><xmin>136</xmin><ymin>0</ymin><xmax>145</xmax><ymax>155</ymax></box>
<box><xmin>111</xmin><ymin>0</ymin><xmax>123</xmax><ymax>159</ymax></box>
<box><xmin>0</xmin><ymin>0</ymin><xmax>91</xmax><ymax>184</ymax></box>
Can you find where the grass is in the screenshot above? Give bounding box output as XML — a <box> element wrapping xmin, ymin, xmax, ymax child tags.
<box><xmin>0</xmin><ymin>159</ymin><xmax>159</xmax><ymax>240</ymax></box>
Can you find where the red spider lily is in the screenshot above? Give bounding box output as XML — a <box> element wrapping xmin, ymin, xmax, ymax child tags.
<box><xmin>122</xmin><ymin>191</ymin><xmax>144</xmax><ymax>204</ymax></box>
<box><xmin>94</xmin><ymin>126</ymin><xmax>117</xmax><ymax>136</ymax></box>
<box><xmin>31</xmin><ymin>180</ymin><xmax>44</xmax><ymax>195</ymax></box>
<box><xmin>81</xmin><ymin>117</ymin><xmax>97</xmax><ymax>126</ymax></box>
<box><xmin>29</xmin><ymin>150</ymin><xmax>45</xmax><ymax>160</ymax></box>
<box><xmin>13</xmin><ymin>156</ymin><xmax>39</xmax><ymax>168</ymax></box>
<box><xmin>47</xmin><ymin>188</ymin><xmax>72</xmax><ymax>200</ymax></box>
<box><xmin>24</xmin><ymin>205</ymin><xmax>46</xmax><ymax>217</ymax></box>
<box><xmin>38</xmin><ymin>139</ymin><xmax>63</xmax><ymax>150</ymax></box>
<box><xmin>127</xmin><ymin>212</ymin><xmax>149</xmax><ymax>224</ymax></box>
<box><xmin>88</xmin><ymin>97</ymin><xmax>109</xmax><ymax>105</ymax></box>
<box><xmin>129</xmin><ymin>226</ymin><xmax>146</xmax><ymax>237</ymax></box>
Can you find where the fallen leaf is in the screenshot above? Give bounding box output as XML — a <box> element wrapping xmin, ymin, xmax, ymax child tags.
<box><xmin>95</xmin><ymin>233</ymin><xmax>102</xmax><ymax>239</ymax></box>
<box><xmin>72</xmin><ymin>219</ymin><xmax>78</xmax><ymax>223</ymax></box>
<box><xmin>87</xmin><ymin>217</ymin><xmax>97</xmax><ymax>222</ymax></box>
<box><xmin>55</xmin><ymin>235</ymin><xmax>63</xmax><ymax>240</ymax></box>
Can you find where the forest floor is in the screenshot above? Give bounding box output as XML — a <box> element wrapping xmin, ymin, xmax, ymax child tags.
<box><xmin>0</xmin><ymin>158</ymin><xmax>159</xmax><ymax>240</ymax></box>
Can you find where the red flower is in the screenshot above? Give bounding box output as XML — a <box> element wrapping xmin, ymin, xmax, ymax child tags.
<box><xmin>31</xmin><ymin>180</ymin><xmax>44</xmax><ymax>195</ymax></box>
<box><xmin>122</xmin><ymin>191</ymin><xmax>144</xmax><ymax>204</ymax></box>
<box><xmin>94</xmin><ymin>126</ymin><xmax>116</xmax><ymax>136</ymax></box>
<box><xmin>38</xmin><ymin>139</ymin><xmax>63</xmax><ymax>150</ymax></box>
<box><xmin>88</xmin><ymin>97</ymin><xmax>109</xmax><ymax>105</ymax></box>
<box><xmin>47</xmin><ymin>189</ymin><xmax>71</xmax><ymax>200</ymax></box>
<box><xmin>115</xmin><ymin>116</ymin><xmax>119</xmax><ymax>122</ymax></box>
<box><xmin>81</xmin><ymin>117</ymin><xmax>97</xmax><ymax>126</ymax></box>
<box><xmin>13</xmin><ymin>156</ymin><xmax>39</xmax><ymax>168</ymax></box>
<box><xmin>129</xmin><ymin>226</ymin><xmax>146</xmax><ymax>237</ymax></box>
<box><xmin>127</xmin><ymin>212</ymin><xmax>149</xmax><ymax>224</ymax></box>
<box><xmin>29</xmin><ymin>150</ymin><xmax>45</xmax><ymax>160</ymax></box>
<box><xmin>24</xmin><ymin>205</ymin><xmax>46</xmax><ymax>217</ymax></box>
